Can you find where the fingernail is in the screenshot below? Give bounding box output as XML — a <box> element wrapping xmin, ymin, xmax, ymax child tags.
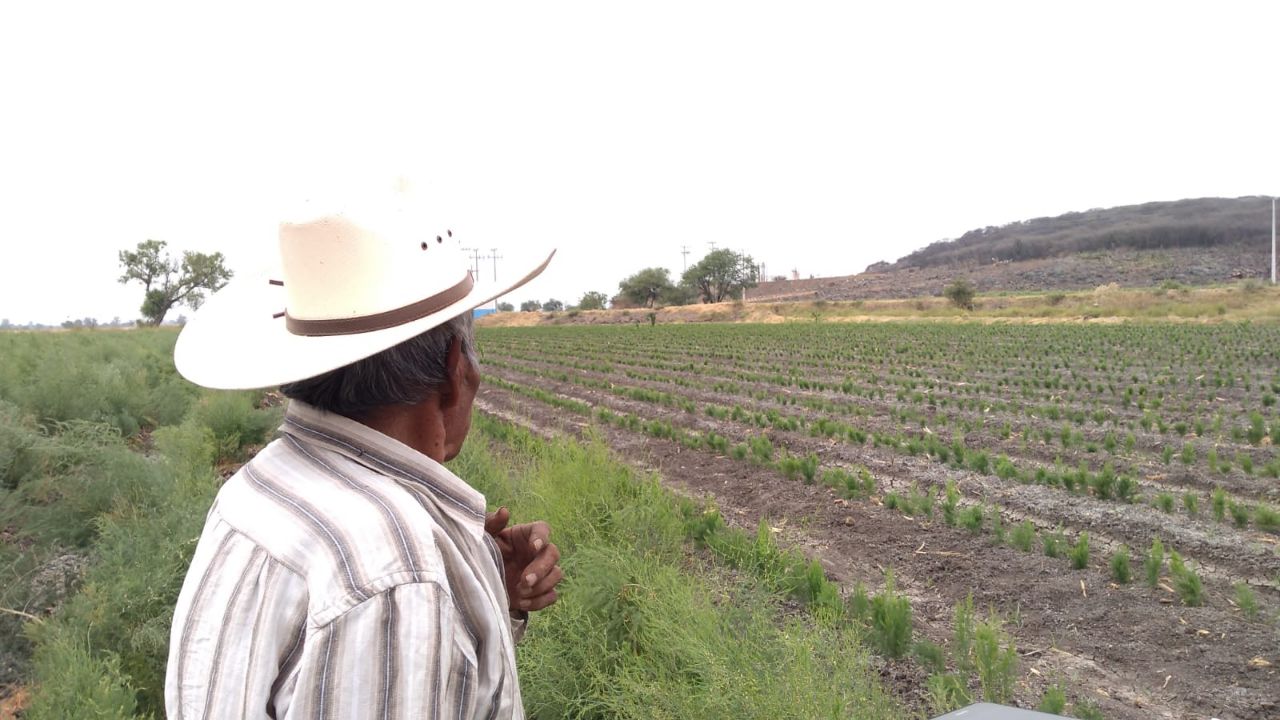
<box><xmin>525</xmin><ymin>573</ymin><xmax>537</xmax><ymax>586</ymax></box>
<box><xmin>533</xmin><ymin>538</ymin><xmax>543</xmax><ymax>551</ymax></box>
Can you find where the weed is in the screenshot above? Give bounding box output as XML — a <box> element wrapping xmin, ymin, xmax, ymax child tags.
<box><xmin>1155</xmin><ymin>493</ymin><xmax>1175</xmax><ymax>513</ymax></box>
<box><xmin>1110</xmin><ymin>546</ymin><xmax>1132</xmax><ymax>584</ymax></box>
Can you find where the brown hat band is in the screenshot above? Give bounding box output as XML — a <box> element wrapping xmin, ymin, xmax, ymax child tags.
<box><xmin>285</xmin><ymin>272</ymin><xmax>476</xmax><ymax>336</ymax></box>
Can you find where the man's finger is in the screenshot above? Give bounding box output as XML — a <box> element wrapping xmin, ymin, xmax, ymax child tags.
<box><xmin>518</xmin><ymin>589</ymin><xmax>558</xmax><ymax>612</ymax></box>
<box><xmin>485</xmin><ymin>507</ymin><xmax>511</xmax><ymax>536</ymax></box>
<box><xmin>512</xmin><ymin>521</ymin><xmax>551</xmax><ymax>552</ymax></box>
<box><xmin>521</xmin><ymin>565</ymin><xmax>563</xmax><ymax>598</ymax></box>
<box><xmin>518</xmin><ymin>542</ymin><xmax>561</xmax><ymax>588</ymax></box>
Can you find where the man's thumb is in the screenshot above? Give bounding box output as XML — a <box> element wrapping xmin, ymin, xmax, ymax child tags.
<box><xmin>485</xmin><ymin>507</ymin><xmax>511</xmax><ymax>536</ymax></box>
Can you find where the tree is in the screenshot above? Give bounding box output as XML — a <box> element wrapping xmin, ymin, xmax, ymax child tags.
<box><xmin>496</xmin><ymin>301</ymin><xmax>515</xmax><ymax>312</ymax></box>
<box><xmin>519</xmin><ymin>300</ymin><xmax>542</xmax><ymax>312</ymax></box>
<box><xmin>118</xmin><ymin>239</ymin><xmax>232</xmax><ymax>325</ymax></box>
<box><xmin>543</xmin><ymin>298</ymin><xmax>564</xmax><ymax>312</ymax></box>
<box><xmin>943</xmin><ymin>279</ymin><xmax>976</xmax><ymax>310</ymax></box>
<box><xmin>682</xmin><ymin>249</ymin><xmax>758</xmax><ymax>304</ymax></box>
<box><xmin>578</xmin><ymin>291</ymin><xmax>608</xmax><ymax>310</ymax></box>
<box><xmin>618</xmin><ymin>267</ymin><xmax>676</xmax><ymax>308</ymax></box>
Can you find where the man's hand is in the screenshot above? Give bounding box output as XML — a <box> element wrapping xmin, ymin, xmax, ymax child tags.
<box><xmin>485</xmin><ymin>507</ymin><xmax>562</xmax><ymax>612</ymax></box>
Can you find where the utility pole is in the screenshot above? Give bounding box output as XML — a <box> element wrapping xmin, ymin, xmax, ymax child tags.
<box><xmin>489</xmin><ymin>248</ymin><xmax>503</xmax><ymax>282</ymax></box>
<box><xmin>461</xmin><ymin>247</ymin><xmax>483</xmax><ymax>280</ymax></box>
<box><xmin>708</xmin><ymin>241</ymin><xmax>717</xmax><ymax>252</ymax></box>
<box><xmin>681</xmin><ymin>245</ymin><xmax>690</xmax><ymax>272</ymax></box>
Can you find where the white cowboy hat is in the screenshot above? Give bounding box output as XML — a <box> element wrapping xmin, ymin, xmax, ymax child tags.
<box><xmin>174</xmin><ymin>198</ymin><xmax>553</xmax><ymax>390</ymax></box>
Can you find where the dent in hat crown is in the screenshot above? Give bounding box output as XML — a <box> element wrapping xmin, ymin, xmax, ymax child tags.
<box><xmin>277</xmin><ymin>194</ymin><xmax>471</xmax><ymax>325</ymax></box>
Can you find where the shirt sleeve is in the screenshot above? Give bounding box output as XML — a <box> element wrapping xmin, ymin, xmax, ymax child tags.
<box><xmin>280</xmin><ymin>582</ymin><xmax>479</xmax><ymax>720</ymax></box>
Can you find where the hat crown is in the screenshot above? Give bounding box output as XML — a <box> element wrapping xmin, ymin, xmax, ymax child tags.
<box><xmin>279</xmin><ymin>212</ymin><xmax>469</xmax><ymax>322</ymax></box>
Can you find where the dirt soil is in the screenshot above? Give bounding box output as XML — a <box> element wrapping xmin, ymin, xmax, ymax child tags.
<box><xmin>476</xmin><ymin>383</ymin><xmax>1280</xmax><ymax>720</ymax></box>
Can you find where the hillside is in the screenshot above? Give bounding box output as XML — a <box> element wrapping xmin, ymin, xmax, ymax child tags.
<box><xmin>748</xmin><ymin>196</ymin><xmax>1273</xmax><ymax>302</ymax></box>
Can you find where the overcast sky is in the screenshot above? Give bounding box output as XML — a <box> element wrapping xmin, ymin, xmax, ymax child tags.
<box><xmin>2</xmin><ymin>1</ymin><xmax>1277</xmax><ymax>324</ymax></box>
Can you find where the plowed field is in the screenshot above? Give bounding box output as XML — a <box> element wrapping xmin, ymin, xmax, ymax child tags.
<box><xmin>475</xmin><ymin>322</ymin><xmax>1280</xmax><ymax>720</ymax></box>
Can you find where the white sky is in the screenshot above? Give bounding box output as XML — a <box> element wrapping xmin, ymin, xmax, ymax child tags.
<box><xmin>1</xmin><ymin>1</ymin><xmax>1277</xmax><ymax>324</ymax></box>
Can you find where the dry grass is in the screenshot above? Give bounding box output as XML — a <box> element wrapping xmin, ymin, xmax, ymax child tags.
<box><xmin>480</xmin><ymin>282</ymin><xmax>1280</xmax><ymax>328</ymax></box>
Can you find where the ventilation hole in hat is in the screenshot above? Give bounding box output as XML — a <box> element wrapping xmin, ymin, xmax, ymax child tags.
<box><xmin>436</xmin><ymin>235</ymin><xmax>443</xmax><ymax>244</ymax></box>
<box><xmin>447</xmin><ymin>229</ymin><xmax>453</xmax><ymax>238</ymax></box>
<box><xmin>421</xmin><ymin>241</ymin><xmax>429</xmax><ymax>250</ymax></box>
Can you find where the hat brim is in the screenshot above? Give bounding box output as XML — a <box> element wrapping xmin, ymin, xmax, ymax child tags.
<box><xmin>175</xmin><ymin>250</ymin><xmax>555</xmax><ymax>390</ymax></box>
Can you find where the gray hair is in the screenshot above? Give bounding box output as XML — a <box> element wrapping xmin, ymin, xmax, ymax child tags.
<box><xmin>280</xmin><ymin>313</ymin><xmax>477</xmax><ymax>418</ymax></box>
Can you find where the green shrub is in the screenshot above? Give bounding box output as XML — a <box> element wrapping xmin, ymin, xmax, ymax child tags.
<box><xmin>1182</xmin><ymin>493</ymin><xmax>1199</xmax><ymax>516</ymax></box>
<box><xmin>870</xmin><ymin>570</ymin><xmax>913</xmax><ymax>658</ymax></box>
<box><xmin>952</xmin><ymin>593</ymin><xmax>976</xmax><ymax>675</ymax></box>
<box><xmin>1155</xmin><ymin>493</ymin><xmax>1175</xmax><ymax>513</ymax></box>
<box><xmin>973</xmin><ymin>614</ymin><xmax>1017</xmax><ymax>704</ymax></box>
<box><xmin>1234</xmin><ymin>582</ymin><xmax>1258</xmax><ymax>618</ymax></box>
<box><xmin>1229</xmin><ymin>501</ymin><xmax>1250</xmax><ymax>529</ymax></box>
<box><xmin>943</xmin><ymin>279</ymin><xmax>976</xmax><ymax>310</ymax></box>
<box><xmin>912</xmin><ymin>640</ymin><xmax>946</xmax><ymax>673</ymax></box>
<box><xmin>941</xmin><ymin>480</ymin><xmax>960</xmax><ymax>526</ymax></box>
<box><xmin>747</xmin><ymin>435</ymin><xmax>774</xmax><ymax>464</ymax></box>
<box><xmin>1010</xmin><ymin>521</ymin><xmax>1036</xmax><ymax>552</ymax></box>
<box><xmin>190</xmin><ymin>391</ymin><xmax>279</xmax><ymax>463</ymax></box>
<box><xmin>1211</xmin><ymin>487</ymin><xmax>1227</xmax><ymax>521</ymax></box>
<box><xmin>1042</xmin><ymin>528</ymin><xmax>1065</xmax><ymax>559</ymax></box>
<box><xmin>959</xmin><ymin>505</ymin><xmax>984</xmax><ymax>533</ymax></box>
<box><xmin>1038</xmin><ymin>684</ymin><xmax>1067</xmax><ymax>714</ymax></box>
<box><xmin>1144</xmin><ymin>538</ymin><xmax>1165</xmax><ymax>587</ymax></box>
<box><xmin>1068</xmin><ymin>532</ymin><xmax>1090</xmax><ymax>570</ymax></box>
<box><xmin>1253</xmin><ymin>505</ymin><xmax>1280</xmax><ymax>532</ymax></box>
<box><xmin>24</xmin><ymin>625</ymin><xmax>139</xmax><ymax>720</ymax></box>
<box><xmin>1110</xmin><ymin>546</ymin><xmax>1131</xmax><ymax>584</ymax></box>
<box><xmin>1168</xmin><ymin>551</ymin><xmax>1203</xmax><ymax>606</ymax></box>
<box><xmin>926</xmin><ymin>673</ymin><xmax>972</xmax><ymax>716</ymax></box>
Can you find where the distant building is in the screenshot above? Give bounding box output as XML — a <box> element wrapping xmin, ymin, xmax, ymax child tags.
<box><xmin>473</xmin><ymin>307</ymin><xmax>496</xmax><ymax>319</ymax></box>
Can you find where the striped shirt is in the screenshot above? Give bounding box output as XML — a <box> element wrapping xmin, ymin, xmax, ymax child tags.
<box><xmin>166</xmin><ymin>401</ymin><xmax>525</xmax><ymax>720</ymax></box>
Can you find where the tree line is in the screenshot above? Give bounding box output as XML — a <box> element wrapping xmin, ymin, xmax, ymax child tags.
<box><xmin>513</xmin><ymin>248</ymin><xmax>759</xmax><ymax>312</ymax></box>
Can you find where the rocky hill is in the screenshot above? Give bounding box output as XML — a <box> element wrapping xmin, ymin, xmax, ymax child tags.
<box><xmin>748</xmin><ymin>197</ymin><xmax>1274</xmax><ymax>302</ymax></box>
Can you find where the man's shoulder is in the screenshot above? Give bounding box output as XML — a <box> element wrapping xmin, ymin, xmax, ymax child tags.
<box><xmin>215</xmin><ymin>437</ymin><xmax>452</xmax><ymax>624</ymax></box>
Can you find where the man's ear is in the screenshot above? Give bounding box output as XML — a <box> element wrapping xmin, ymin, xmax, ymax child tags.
<box><xmin>439</xmin><ymin>335</ymin><xmax>466</xmax><ymax>410</ymax></box>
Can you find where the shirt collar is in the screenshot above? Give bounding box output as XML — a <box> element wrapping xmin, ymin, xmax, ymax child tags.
<box><xmin>279</xmin><ymin>400</ymin><xmax>487</xmax><ymax>524</ymax></box>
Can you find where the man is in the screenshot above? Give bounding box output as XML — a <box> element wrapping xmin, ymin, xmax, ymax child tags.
<box><xmin>166</xmin><ymin>197</ymin><xmax>560</xmax><ymax>719</ymax></box>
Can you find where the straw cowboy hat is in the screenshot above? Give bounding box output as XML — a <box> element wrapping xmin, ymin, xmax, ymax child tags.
<box><xmin>174</xmin><ymin>195</ymin><xmax>553</xmax><ymax>390</ymax></box>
